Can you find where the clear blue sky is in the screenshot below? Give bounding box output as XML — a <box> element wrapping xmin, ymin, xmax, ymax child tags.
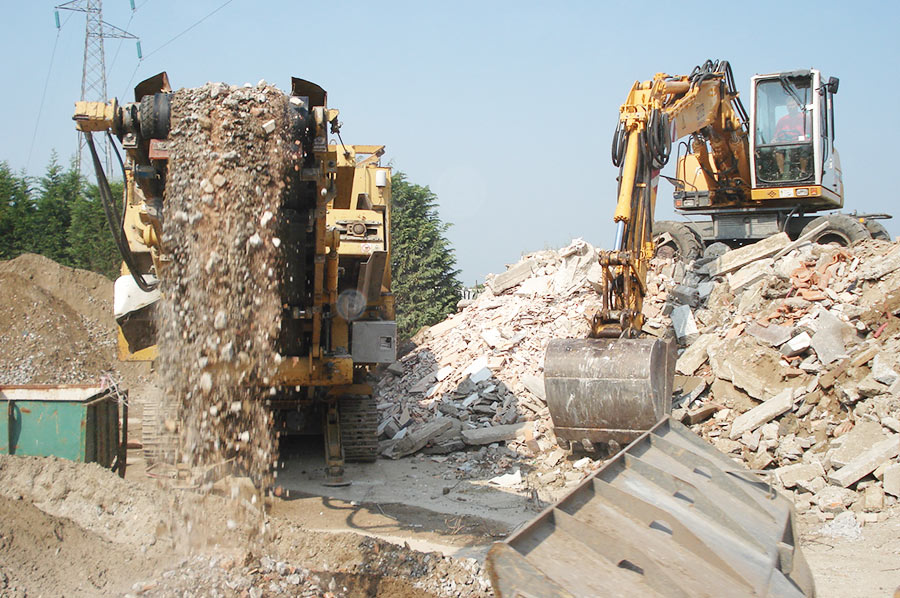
<box><xmin>4</xmin><ymin>0</ymin><xmax>899</xmax><ymax>285</ymax></box>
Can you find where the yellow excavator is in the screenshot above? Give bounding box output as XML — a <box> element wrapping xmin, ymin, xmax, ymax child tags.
<box><xmin>544</xmin><ymin>59</ymin><xmax>855</xmax><ymax>449</ymax></box>
<box><xmin>488</xmin><ymin>60</ymin><xmax>822</xmax><ymax>597</ymax></box>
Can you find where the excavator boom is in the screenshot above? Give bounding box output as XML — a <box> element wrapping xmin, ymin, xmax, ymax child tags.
<box><xmin>546</xmin><ymin>61</ymin><xmax>750</xmax><ymax>447</ymax></box>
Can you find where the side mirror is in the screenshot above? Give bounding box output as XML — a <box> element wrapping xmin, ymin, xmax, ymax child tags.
<box><xmin>827</xmin><ymin>77</ymin><xmax>840</xmax><ymax>94</ymax></box>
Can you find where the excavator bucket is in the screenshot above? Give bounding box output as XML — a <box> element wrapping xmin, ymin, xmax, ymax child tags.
<box><xmin>486</xmin><ymin>416</ymin><xmax>816</xmax><ymax>598</ymax></box>
<box><xmin>544</xmin><ymin>337</ymin><xmax>674</xmax><ymax>446</ymax></box>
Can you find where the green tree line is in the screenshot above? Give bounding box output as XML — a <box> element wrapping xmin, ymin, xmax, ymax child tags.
<box><xmin>0</xmin><ymin>155</ymin><xmax>121</xmax><ymax>278</ymax></box>
<box><xmin>390</xmin><ymin>172</ymin><xmax>462</xmax><ymax>340</ymax></box>
<box><xmin>0</xmin><ymin>159</ymin><xmax>462</xmax><ymax>339</ymax></box>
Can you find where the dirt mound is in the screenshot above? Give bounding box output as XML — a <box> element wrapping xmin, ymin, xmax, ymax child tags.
<box><xmin>0</xmin><ymin>268</ymin><xmax>116</xmax><ymax>384</ymax></box>
<box><xmin>0</xmin><ymin>495</ymin><xmax>159</xmax><ymax>598</ymax></box>
<box><xmin>0</xmin><ymin>253</ymin><xmax>149</xmax><ymax>387</ymax></box>
<box><xmin>0</xmin><ymin>455</ymin><xmax>173</xmax><ymax>550</ymax></box>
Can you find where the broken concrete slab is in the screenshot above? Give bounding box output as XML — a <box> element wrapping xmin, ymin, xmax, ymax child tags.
<box><xmin>514</xmin><ymin>275</ymin><xmax>553</xmax><ymax>296</ymax></box>
<box><xmin>829</xmin><ymin>421</ymin><xmax>889</xmax><ymax>468</ymax></box>
<box><xmin>675</xmin><ymin>333</ymin><xmax>718</xmax><ymax>375</ymax></box>
<box><xmin>747</xmin><ymin>322</ymin><xmax>793</xmax><ymax>348</ymax></box>
<box><xmin>670</xmin><ymin>304</ymin><xmax>699</xmax><ymax>344</ymax></box>
<box><xmin>883</xmin><ymin>463</ymin><xmax>900</xmax><ymax>497</ymax></box>
<box><xmin>488</xmin><ymin>258</ymin><xmax>538</xmax><ymax>294</ymax></box>
<box><xmin>461</xmin><ymin>356</ymin><xmax>492</xmax><ymax>384</ymax></box>
<box><xmin>706</xmin><ymin>233</ymin><xmax>790</xmax><ymax>278</ymax></box>
<box><xmin>428</xmin><ymin>311</ymin><xmax>467</xmax><ymax>337</ymax></box>
<box><xmin>781</xmin><ymin>332</ymin><xmax>811</xmax><ymax>357</ymax></box>
<box><xmin>384</xmin><ymin>419</ymin><xmax>453</xmax><ymax>459</ymax></box>
<box><xmin>810</xmin><ymin>309</ymin><xmax>850</xmax><ymax>365</ymax></box>
<box><xmin>728</xmin><ymin>258</ymin><xmax>774</xmax><ymax>293</ymax></box>
<box><xmin>521</xmin><ymin>374</ymin><xmax>546</xmax><ymax>403</ymax></box>
<box><xmin>856</xmin><ymin>245</ymin><xmax>900</xmax><ymax>280</ymax></box>
<box><xmin>775</xmin><ymin>462</ymin><xmax>826</xmax><ymax>489</ymax></box>
<box><xmin>828</xmin><ymin>436</ymin><xmax>900</xmax><ymax>488</ymax></box>
<box><xmin>729</xmin><ymin>387</ymin><xmax>795</xmax><ymax>439</ymax></box>
<box><xmin>461</xmin><ymin>421</ymin><xmax>532</xmax><ymax>445</ymax></box>
<box><xmin>864</xmin><ymin>484</ymin><xmax>885</xmax><ymax>511</ymax></box>
<box><xmin>669</xmin><ymin>284</ymin><xmax>700</xmax><ymax>307</ymax></box>
<box><xmin>872</xmin><ymin>352</ymin><xmax>899</xmax><ymax>386</ymax></box>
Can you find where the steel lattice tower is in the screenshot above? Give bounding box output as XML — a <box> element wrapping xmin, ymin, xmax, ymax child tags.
<box><xmin>56</xmin><ymin>0</ymin><xmax>137</xmax><ymax>173</ymax></box>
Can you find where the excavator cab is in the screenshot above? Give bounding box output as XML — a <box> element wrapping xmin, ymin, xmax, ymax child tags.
<box><xmin>750</xmin><ymin>69</ymin><xmax>843</xmax><ymax>207</ymax></box>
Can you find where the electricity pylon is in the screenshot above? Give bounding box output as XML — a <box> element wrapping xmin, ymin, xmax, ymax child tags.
<box><xmin>56</xmin><ymin>0</ymin><xmax>138</xmax><ymax>174</ymax></box>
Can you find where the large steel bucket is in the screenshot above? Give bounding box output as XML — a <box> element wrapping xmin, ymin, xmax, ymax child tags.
<box><xmin>544</xmin><ymin>337</ymin><xmax>674</xmax><ymax>446</ymax></box>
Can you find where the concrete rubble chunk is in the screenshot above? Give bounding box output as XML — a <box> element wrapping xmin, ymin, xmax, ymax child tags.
<box><xmin>675</xmin><ymin>333</ymin><xmax>718</xmax><ymax>375</ymax></box>
<box><xmin>856</xmin><ymin>245</ymin><xmax>900</xmax><ymax>280</ymax></box>
<box><xmin>872</xmin><ymin>353</ymin><xmax>899</xmax><ymax>386</ymax></box>
<box><xmin>883</xmin><ymin>463</ymin><xmax>900</xmax><ymax>497</ymax></box>
<box><xmin>488</xmin><ymin>258</ymin><xmax>538</xmax><ymax>294</ymax></box>
<box><xmin>728</xmin><ymin>259</ymin><xmax>774</xmax><ymax>293</ymax></box>
<box><xmin>781</xmin><ymin>332</ymin><xmax>811</xmax><ymax>357</ymax></box>
<box><xmin>746</xmin><ymin>322</ymin><xmax>793</xmax><ymax>348</ymax></box>
<box><xmin>810</xmin><ymin>309</ymin><xmax>850</xmax><ymax>365</ymax></box>
<box><xmin>729</xmin><ymin>387</ymin><xmax>795</xmax><ymax>439</ymax></box>
<box><xmin>828</xmin><ymin>436</ymin><xmax>900</xmax><ymax>488</ymax></box>
<box><xmin>514</xmin><ymin>275</ymin><xmax>553</xmax><ymax>296</ymax></box>
<box><xmin>670</xmin><ymin>305</ymin><xmax>699</xmax><ymax>344</ymax></box>
<box><xmin>670</xmin><ymin>284</ymin><xmax>700</xmax><ymax>307</ymax></box>
<box><xmin>775</xmin><ymin>462</ymin><xmax>825</xmax><ymax>489</ymax></box>
<box><xmin>461</xmin><ymin>422</ymin><xmax>532</xmax><ymax>445</ymax></box>
<box><xmin>829</xmin><ymin>421</ymin><xmax>889</xmax><ymax>468</ymax></box>
<box><xmin>428</xmin><ymin>311</ymin><xmax>467</xmax><ymax>337</ymax></box>
<box><xmin>521</xmin><ymin>374</ymin><xmax>546</xmax><ymax>403</ymax></box>
<box><xmin>384</xmin><ymin>420</ymin><xmax>453</xmax><ymax>459</ymax></box>
<box><xmin>706</xmin><ymin>232</ymin><xmax>790</xmax><ymax>278</ymax></box>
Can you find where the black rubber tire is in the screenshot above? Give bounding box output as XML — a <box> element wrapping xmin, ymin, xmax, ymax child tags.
<box><xmin>864</xmin><ymin>220</ymin><xmax>891</xmax><ymax>241</ymax></box>
<box><xmin>800</xmin><ymin>214</ymin><xmax>871</xmax><ymax>246</ymax></box>
<box><xmin>653</xmin><ymin>220</ymin><xmax>703</xmax><ymax>261</ymax></box>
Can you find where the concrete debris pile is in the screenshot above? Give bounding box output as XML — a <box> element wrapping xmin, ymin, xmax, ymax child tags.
<box><xmin>655</xmin><ymin>233</ymin><xmax>900</xmax><ymax>524</ymax></box>
<box><xmin>0</xmin><ymin>254</ymin><xmax>120</xmax><ymax>385</ymax></box>
<box><xmin>374</xmin><ymin>238</ymin><xmax>608</xmax><ymax>486</ymax></box>
<box><xmin>375</xmin><ymin>231</ymin><xmax>900</xmax><ymax>519</ymax></box>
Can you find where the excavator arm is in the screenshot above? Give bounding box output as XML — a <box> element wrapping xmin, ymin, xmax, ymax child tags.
<box><xmin>598</xmin><ymin>60</ymin><xmax>750</xmax><ymax>337</ymax></box>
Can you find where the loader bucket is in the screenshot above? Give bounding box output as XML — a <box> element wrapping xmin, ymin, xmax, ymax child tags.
<box><xmin>486</xmin><ymin>417</ymin><xmax>815</xmax><ymax>598</ymax></box>
<box><xmin>544</xmin><ymin>337</ymin><xmax>674</xmax><ymax>446</ymax></box>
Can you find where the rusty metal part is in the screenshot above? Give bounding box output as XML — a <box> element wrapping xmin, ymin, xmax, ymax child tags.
<box><xmin>544</xmin><ymin>338</ymin><xmax>674</xmax><ymax>446</ymax></box>
<box><xmin>486</xmin><ymin>416</ymin><xmax>815</xmax><ymax>598</ymax></box>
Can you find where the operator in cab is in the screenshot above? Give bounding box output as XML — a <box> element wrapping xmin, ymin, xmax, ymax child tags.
<box><xmin>774</xmin><ymin>96</ymin><xmax>809</xmax><ymax>142</ymax></box>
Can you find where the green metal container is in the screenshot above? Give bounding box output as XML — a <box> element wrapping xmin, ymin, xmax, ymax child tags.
<box><xmin>0</xmin><ymin>385</ymin><xmax>121</xmax><ymax>467</ymax></box>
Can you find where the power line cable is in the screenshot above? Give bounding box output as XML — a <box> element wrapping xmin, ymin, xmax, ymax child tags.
<box><xmin>25</xmin><ymin>12</ymin><xmax>73</xmax><ymax>173</ymax></box>
<box><xmin>143</xmin><ymin>0</ymin><xmax>234</xmax><ymax>60</ymax></box>
<box><xmin>122</xmin><ymin>0</ymin><xmax>235</xmax><ymax>99</ymax></box>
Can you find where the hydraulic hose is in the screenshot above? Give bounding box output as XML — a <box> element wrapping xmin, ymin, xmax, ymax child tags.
<box><xmin>84</xmin><ymin>131</ymin><xmax>158</xmax><ymax>293</ymax></box>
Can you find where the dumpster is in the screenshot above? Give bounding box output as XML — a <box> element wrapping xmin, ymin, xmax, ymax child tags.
<box><xmin>0</xmin><ymin>385</ymin><xmax>125</xmax><ymax>471</ymax></box>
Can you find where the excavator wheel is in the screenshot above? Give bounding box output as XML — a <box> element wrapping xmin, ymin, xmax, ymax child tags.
<box><xmin>544</xmin><ymin>337</ymin><xmax>675</xmax><ymax>447</ymax></box>
<box><xmin>653</xmin><ymin>220</ymin><xmax>703</xmax><ymax>261</ymax></box>
<box><xmin>864</xmin><ymin>219</ymin><xmax>891</xmax><ymax>241</ymax></box>
<box><xmin>800</xmin><ymin>214</ymin><xmax>871</xmax><ymax>246</ymax></box>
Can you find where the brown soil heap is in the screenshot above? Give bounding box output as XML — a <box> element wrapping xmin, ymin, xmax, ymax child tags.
<box><xmin>158</xmin><ymin>82</ymin><xmax>289</xmax><ymax>490</ymax></box>
<box><xmin>0</xmin><ymin>253</ymin><xmax>118</xmax><ymax>384</ymax></box>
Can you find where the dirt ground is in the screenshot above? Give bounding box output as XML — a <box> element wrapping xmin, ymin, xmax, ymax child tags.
<box><xmin>2</xmin><ymin>433</ymin><xmax>898</xmax><ymax>597</ymax></box>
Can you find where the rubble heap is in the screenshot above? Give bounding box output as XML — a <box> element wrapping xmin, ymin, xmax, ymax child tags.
<box><xmin>376</xmin><ymin>232</ymin><xmax>900</xmax><ymax>522</ymax></box>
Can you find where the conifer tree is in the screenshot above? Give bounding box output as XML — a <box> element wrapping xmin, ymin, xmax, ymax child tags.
<box><xmin>390</xmin><ymin>172</ymin><xmax>462</xmax><ymax>340</ymax></box>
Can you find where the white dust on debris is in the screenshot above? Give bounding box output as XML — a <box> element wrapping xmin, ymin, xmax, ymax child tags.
<box><xmin>158</xmin><ymin>82</ymin><xmax>290</xmax><ymax>512</ymax></box>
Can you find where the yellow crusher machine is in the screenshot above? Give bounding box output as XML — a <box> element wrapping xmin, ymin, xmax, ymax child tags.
<box><xmin>73</xmin><ymin>73</ymin><xmax>396</xmax><ymax>484</ymax></box>
<box><xmin>545</xmin><ymin>59</ymin><xmax>862</xmax><ymax>448</ymax></box>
